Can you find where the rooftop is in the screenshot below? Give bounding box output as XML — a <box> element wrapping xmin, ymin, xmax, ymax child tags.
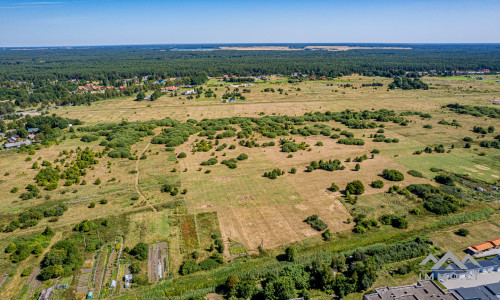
<box><xmin>364</xmin><ymin>280</ymin><xmax>459</xmax><ymax>300</ymax></box>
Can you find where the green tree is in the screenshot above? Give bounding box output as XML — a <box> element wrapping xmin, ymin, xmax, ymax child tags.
<box><xmin>280</xmin><ymin>265</ymin><xmax>310</xmax><ymax>289</ymax></box>
<box><xmin>346</xmin><ymin>180</ymin><xmax>365</xmax><ymax>195</ymax></box>
<box><xmin>130</xmin><ymin>242</ymin><xmax>149</xmax><ymax>261</ymax></box>
<box><xmin>274</xmin><ymin>276</ymin><xmax>297</xmax><ymax>300</ymax></box>
<box><xmin>179</xmin><ymin>259</ymin><xmax>199</xmax><ymax>275</ymax></box>
<box><xmin>136</xmin><ymin>92</ymin><xmax>145</xmax><ymax>101</ymax></box>
<box><xmin>285</xmin><ymin>246</ymin><xmax>296</xmax><ymax>262</ymax></box>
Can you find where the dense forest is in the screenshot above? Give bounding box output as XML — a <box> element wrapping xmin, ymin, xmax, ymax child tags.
<box><xmin>1</xmin><ymin>44</ymin><xmax>499</xmax><ymax>81</ymax></box>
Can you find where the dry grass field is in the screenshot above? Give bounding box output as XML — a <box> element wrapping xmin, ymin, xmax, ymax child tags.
<box><xmin>0</xmin><ymin>74</ymin><xmax>499</xmax><ymax>298</ymax></box>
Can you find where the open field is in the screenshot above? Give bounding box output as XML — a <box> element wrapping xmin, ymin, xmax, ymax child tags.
<box><xmin>0</xmin><ymin>74</ymin><xmax>499</xmax><ymax>299</ymax></box>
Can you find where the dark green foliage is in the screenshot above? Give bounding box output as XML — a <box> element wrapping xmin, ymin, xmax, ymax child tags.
<box><xmin>74</xmin><ymin>220</ymin><xmax>95</xmax><ymax>232</ymax></box>
<box><xmin>479</xmin><ymin>140</ymin><xmax>499</xmax><ymax>149</ymax></box>
<box><xmin>338</xmin><ymin>138</ymin><xmax>365</xmax><ymax>145</ymax></box>
<box><xmin>445</xmin><ymin>103</ymin><xmax>500</xmax><ymax>119</ymax></box>
<box><xmin>328</xmin><ymin>182</ymin><xmax>339</xmax><ymax>192</ymax></box>
<box><xmin>42</xmin><ymin>226</ymin><xmax>54</xmax><ymax>236</ymax></box>
<box><xmin>179</xmin><ymin>260</ymin><xmax>199</xmax><ymax>275</ymax></box>
<box><xmin>237</xmin><ymin>153</ymin><xmax>248</xmax><ymax>160</ymax></box>
<box><xmin>379</xmin><ymin>214</ymin><xmax>408</xmax><ymax>229</ymax></box>
<box><xmin>264</xmin><ymin>168</ymin><xmax>285</xmax><ymax>179</ymax></box>
<box><xmin>177</xmin><ymin>152</ymin><xmax>187</xmax><ymax>158</ymax></box>
<box><xmin>201</xmin><ymin>158</ymin><xmax>218</xmax><ymax>166</ymax></box>
<box><xmin>130</xmin><ymin>242</ymin><xmax>149</xmax><ymax>261</ymax></box>
<box><xmin>280</xmin><ymin>265</ymin><xmax>309</xmax><ymax>289</ymax></box>
<box><xmin>19</xmin><ymin>184</ymin><xmax>40</xmax><ymax>200</ymax></box>
<box><xmin>198</xmin><ymin>258</ymin><xmax>222</xmax><ymax>271</ymax></box>
<box><xmin>371</xmin><ymin>180</ymin><xmax>384</xmax><ymax>189</ymax></box>
<box><xmin>304</xmin><ymin>215</ymin><xmax>328</xmax><ymax>231</ymax></box>
<box><xmin>407</xmin><ymin>184</ymin><xmax>460</xmax><ymax>215</ymax></box>
<box><xmin>407</xmin><ymin>170</ymin><xmax>424</xmax><ymax>178</ymax></box>
<box><xmin>456</xmin><ymin>228</ymin><xmax>470</xmax><ymax>237</ymax></box>
<box><xmin>80</xmin><ymin>134</ymin><xmax>99</xmax><ymax>143</ymax></box>
<box><xmin>161</xmin><ymin>184</ymin><xmax>179</xmax><ymax>196</ymax></box>
<box><xmin>434</xmin><ymin>174</ymin><xmax>454</xmax><ymax>186</ymax></box>
<box><xmin>307</xmin><ymin>159</ymin><xmax>344</xmax><ymax>172</ymax></box>
<box><xmin>273</xmin><ymin>276</ymin><xmax>297</xmax><ymax>300</ymax></box>
<box><xmin>382</xmin><ymin>169</ymin><xmax>404</xmax><ymax>181</ymax></box>
<box><xmin>130</xmin><ymin>262</ymin><xmax>141</xmax><ymax>274</ymax></box>
<box><xmin>40</xmin><ymin>239</ymin><xmax>83</xmax><ymax>280</ymax></box>
<box><xmin>285</xmin><ymin>246</ymin><xmax>297</xmax><ymax>262</ymax></box>
<box><xmin>389</xmin><ymin>76</ymin><xmax>428</xmax><ymax>90</ymax></box>
<box><xmin>221</xmin><ymin>158</ymin><xmax>238</xmax><ymax>169</ymax></box>
<box><xmin>346</xmin><ymin>180</ymin><xmax>365</xmax><ymax>195</ymax></box>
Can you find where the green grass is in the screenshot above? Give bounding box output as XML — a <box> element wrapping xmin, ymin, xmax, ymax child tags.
<box><xmin>195</xmin><ymin>212</ymin><xmax>221</xmax><ymax>249</ymax></box>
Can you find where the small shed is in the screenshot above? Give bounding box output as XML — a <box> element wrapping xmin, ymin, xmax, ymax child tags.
<box><xmin>86</xmin><ymin>291</ymin><xmax>93</xmax><ymax>299</ymax></box>
<box><xmin>110</xmin><ymin>280</ymin><xmax>117</xmax><ymax>288</ymax></box>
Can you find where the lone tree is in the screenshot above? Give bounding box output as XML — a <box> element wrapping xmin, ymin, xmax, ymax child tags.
<box><xmin>136</xmin><ymin>92</ymin><xmax>145</xmax><ymax>101</ymax></box>
<box><xmin>346</xmin><ymin>180</ymin><xmax>365</xmax><ymax>195</ymax></box>
<box><xmin>130</xmin><ymin>242</ymin><xmax>149</xmax><ymax>261</ymax></box>
<box><xmin>285</xmin><ymin>246</ymin><xmax>296</xmax><ymax>262</ymax></box>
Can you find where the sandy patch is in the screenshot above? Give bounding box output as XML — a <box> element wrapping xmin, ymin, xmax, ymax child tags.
<box><xmin>476</xmin><ymin>165</ymin><xmax>490</xmax><ymax>171</ymax></box>
<box><xmin>492</xmin><ymin>175</ymin><xmax>499</xmax><ymax>179</ymax></box>
<box><xmin>460</xmin><ymin>166</ymin><xmax>478</xmax><ymax>172</ymax></box>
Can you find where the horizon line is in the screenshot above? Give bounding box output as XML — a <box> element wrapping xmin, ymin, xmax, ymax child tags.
<box><xmin>2</xmin><ymin>42</ymin><xmax>500</xmax><ymax>49</ymax></box>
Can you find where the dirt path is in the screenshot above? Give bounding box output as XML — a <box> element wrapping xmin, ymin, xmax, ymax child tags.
<box><xmin>135</xmin><ymin>141</ymin><xmax>158</xmax><ymax>212</ymax></box>
<box><xmin>24</xmin><ymin>267</ymin><xmax>42</xmax><ymax>299</ymax></box>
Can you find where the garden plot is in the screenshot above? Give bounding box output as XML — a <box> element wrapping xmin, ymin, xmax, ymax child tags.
<box><xmin>148</xmin><ymin>242</ymin><xmax>169</xmax><ymax>282</ymax></box>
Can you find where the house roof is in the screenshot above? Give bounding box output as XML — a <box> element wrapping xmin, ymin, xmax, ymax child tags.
<box><xmin>485</xmin><ymin>282</ymin><xmax>500</xmax><ymax>295</ymax></box>
<box><xmin>453</xmin><ymin>286</ymin><xmax>494</xmax><ymax>300</ymax></box>
<box><xmin>489</xmin><ymin>238</ymin><xmax>500</xmax><ymax>246</ymax></box>
<box><xmin>472</xmin><ymin>242</ymin><xmax>494</xmax><ymax>251</ymax></box>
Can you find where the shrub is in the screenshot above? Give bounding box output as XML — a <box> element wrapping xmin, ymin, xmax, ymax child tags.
<box><xmin>177</xmin><ymin>152</ymin><xmax>187</xmax><ymax>158</ymax></box>
<box><xmin>21</xmin><ymin>267</ymin><xmax>33</xmax><ymax>277</ymax></box>
<box><xmin>130</xmin><ymin>262</ymin><xmax>141</xmax><ymax>274</ymax></box>
<box><xmin>237</xmin><ymin>153</ymin><xmax>248</xmax><ymax>161</ymax></box>
<box><xmin>88</xmin><ymin>202</ymin><xmax>95</xmax><ymax>208</ymax></box>
<box><xmin>379</xmin><ymin>214</ymin><xmax>408</xmax><ymax>229</ymax></box>
<box><xmin>456</xmin><ymin>228</ymin><xmax>470</xmax><ymax>237</ymax></box>
<box><xmin>180</xmin><ymin>260</ymin><xmax>199</xmax><ymax>275</ymax></box>
<box><xmin>371</xmin><ymin>180</ymin><xmax>384</xmax><ymax>189</ymax></box>
<box><xmin>409</xmin><ymin>208</ymin><xmax>421</xmax><ymax>215</ymax></box>
<box><xmin>99</xmin><ymin>199</ymin><xmax>108</xmax><ymax>204</ymax></box>
<box><xmin>328</xmin><ymin>183</ymin><xmax>339</xmax><ymax>192</ymax></box>
<box><xmin>382</xmin><ymin>169</ymin><xmax>404</xmax><ymax>181</ymax></box>
<box><xmin>435</xmin><ymin>174</ymin><xmax>454</xmax><ymax>186</ymax></box>
<box><xmin>94</xmin><ymin>178</ymin><xmax>101</xmax><ymax>185</ymax></box>
<box><xmin>290</xmin><ymin>167</ymin><xmax>297</xmax><ymax>174</ymax></box>
<box><xmin>201</xmin><ymin>158</ymin><xmax>218</xmax><ymax>165</ymax></box>
<box><xmin>263</xmin><ymin>168</ymin><xmax>284</xmax><ymax>179</ymax></box>
<box><xmin>285</xmin><ymin>246</ymin><xmax>297</xmax><ymax>262</ymax></box>
<box><xmin>199</xmin><ymin>258</ymin><xmax>221</xmax><ymax>270</ymax></box>
<box><xmin>130</xmin><ymin>242</ymin><xmax>149</xmax><ymax>261</ymax></box>
<box><xmin>407</xmin><ymin>170</ymin><xmax>424</xmax><ymax>178</ymax></box>
<box><xmin>304</xmin><ymin>215</ymin><xmax>328</xmax><ymax>231</ymax></box>
<box><xmin>338</xmin><ymin>138</ymin><xmax>365</xmax><ymax>146</ymax></box>
<box><xmin>346</xmin><ymin>180</ymin><xmax>365</xmax><ymax>195</ymax></box>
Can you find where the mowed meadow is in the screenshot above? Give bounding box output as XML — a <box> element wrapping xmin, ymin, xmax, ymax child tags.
<box><xmin>0</xmin><ymin>74</ymin><xmax>499</xmax><ymax>299</ymax></box>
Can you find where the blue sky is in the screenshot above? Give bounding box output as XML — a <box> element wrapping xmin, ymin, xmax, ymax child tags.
<box><xmin>0</xmin><ymin>0</ymin><xmax>499</xmax><ymax>47</ymax></box>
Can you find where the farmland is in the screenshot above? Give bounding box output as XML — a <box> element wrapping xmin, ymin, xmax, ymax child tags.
<box><xmin>0</xmin><ymin>65</ymin><xmax>499</xmax><ymax>299</ymax></box>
